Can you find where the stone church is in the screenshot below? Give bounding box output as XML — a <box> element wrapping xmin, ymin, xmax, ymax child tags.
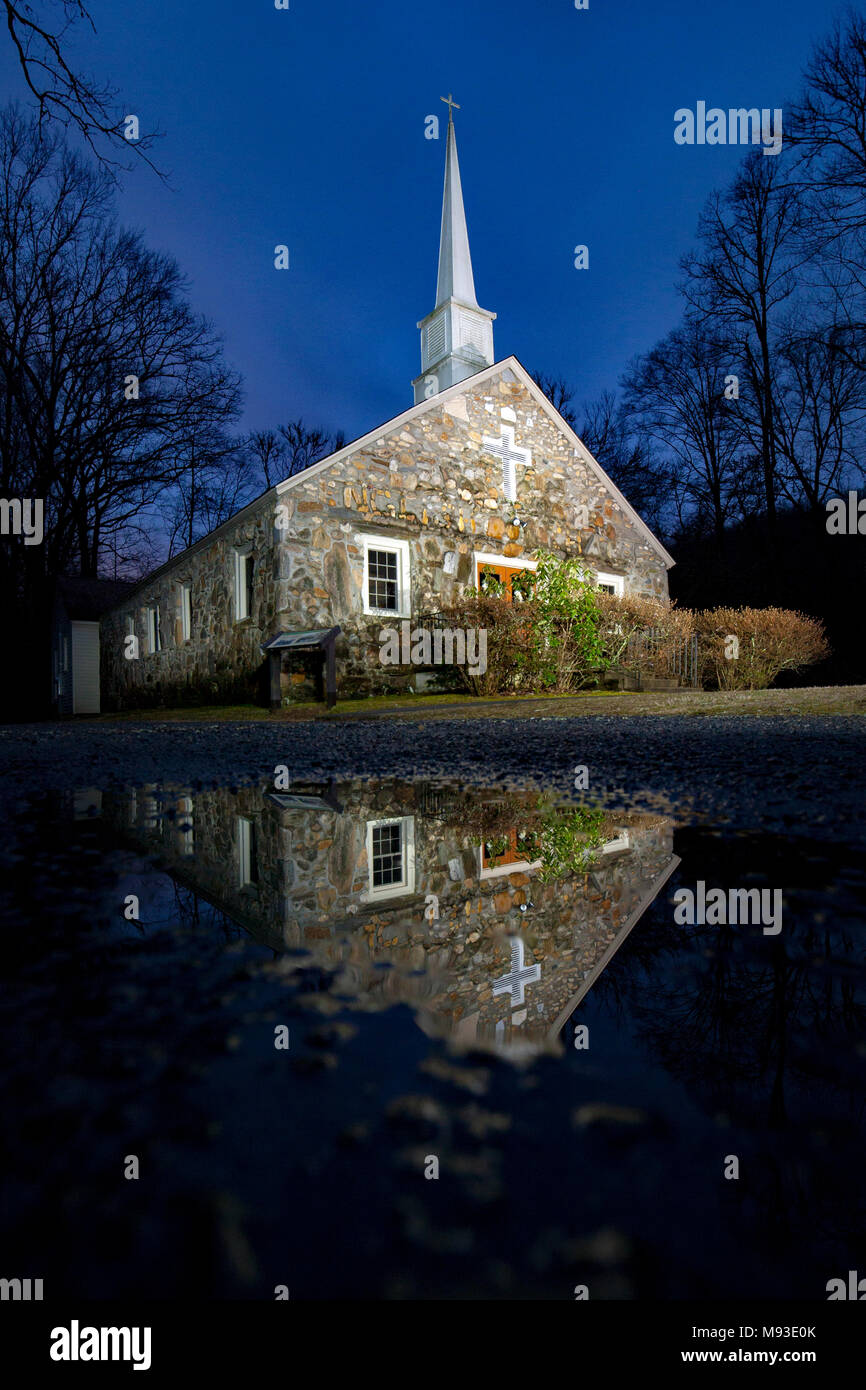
<box><xmin>102</xmin><ymin>108</ymin><xmax>673</xmax><ymax>710</ymax></box>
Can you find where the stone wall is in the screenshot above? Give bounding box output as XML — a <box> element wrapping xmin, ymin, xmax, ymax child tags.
<box><xmin>101</xmin><ymin>366</ymin><xmax>670</xmax><ymax>707</ymax></box>
<box><xmin>106</xmin><ymin>779</ymin><xmax>676</xmax><ymax>1051</ymax></box>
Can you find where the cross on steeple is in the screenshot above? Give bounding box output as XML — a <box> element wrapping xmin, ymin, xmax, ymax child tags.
<box><xmin>440</xmin><ymin>93</ymin><xmax>461</xmax><ymax>123</ymax></box>
<box><xmin>493</xmin><ymin>937</ymin><xmax>541</xmax><ymax>1008</ymax></box>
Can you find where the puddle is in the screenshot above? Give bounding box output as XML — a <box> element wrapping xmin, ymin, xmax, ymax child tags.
<box><xmin>1</xmin><ymin>776</ymin><xmax>864</xmax><ymax>1299</ymax></box>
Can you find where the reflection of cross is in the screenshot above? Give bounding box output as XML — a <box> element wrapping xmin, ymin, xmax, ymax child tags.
<box><xmin>441</xmin><ymin>93</ymin><xmax>461</xmax><ymax>122</ymax></box>
<box><xmin>482</xmin><ymin>425</ymin><xmax>532</xmax><ymax>503</ymax></box>
<box><xmin>493</xmin><ymin>937</ymin><xmax>541</xmax><ymax>1007</ymax></box>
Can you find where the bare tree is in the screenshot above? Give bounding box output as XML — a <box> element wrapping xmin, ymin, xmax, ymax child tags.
<box><xmin>772</xmin><ymin>319</ymin><xmax>866</xmax><ymax>511</ymax></box>
<box><xmin>622</xmin><ymin>319</ymin><xmax>744</xmax><ymax>543</ymax></box>
<box><xmin>246</xmin><ymin>420</ymin><xmax>345</xmax><ymax>490</ymax></box>
<box><xmin>2</xmin><ymin>1</ymin><xmax>161</xmax><ymax>171</ymax></box>
<box><xmin>682</xmin><ymin>152</ymin><xmax>808</xmax><ymax>525</ymax></box>
<box><xmin>0</xmin><ymin>107</ymin><xmax>238</xmax><ymax>710</ymax></box>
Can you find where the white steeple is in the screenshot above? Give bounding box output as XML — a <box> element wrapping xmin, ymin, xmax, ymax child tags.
<box><xmin>412</xmin><ymin>97</ymin><xmax>496</xmax><ymax>405</ymax></box>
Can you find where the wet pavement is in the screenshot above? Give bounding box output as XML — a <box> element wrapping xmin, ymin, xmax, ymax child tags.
<box><xmin>0</xmin><ymin>716</ymin><xmax>864</xmax><ymax>1298</ymax></box>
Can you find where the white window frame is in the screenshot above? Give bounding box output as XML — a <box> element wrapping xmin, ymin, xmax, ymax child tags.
<box><xmin>478</xmin><ymin>848</ymin><xmax>542</xmax><ymax>881</ymax></box>
<box><xmin>234</xmin><ymin>547</ymin><xmax>254</xmax><ymax>622</ymax></box>
<box><xmin>146</xmin><ymin>605</ymin><xmax>162</xmax><ymax>653</ymax></box>
<box><xmin>363</xmin><ymin>816</ymin><xmax>415</xmax><ymax>901</ymax></box>
<box><xmin>180</xmin><ymin>585</ymin><xmax>192</xmax><ymax>642</ymax></box>
<box><xmin>595</xmin><ymin>571</ymin><xmax>625</xmax><ymax>597</ymax></box>
<box><xmin>601</xmin><ymin>829</ymin><xmax>630</xmax><ymax>855</ymax></box>
<box><xmin>237</xmin><ymin>816</ymin><xmax>257</xmax><ymax>887</ymax></box>
<box><xmin>361</xmin><ymin>534</ymin><xmax>411</xmax><ymax>618</ymax></box>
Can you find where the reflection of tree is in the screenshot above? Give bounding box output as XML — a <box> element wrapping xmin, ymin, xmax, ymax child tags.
<box><xmin>470</xmin><ymin>794</ymin><xmax>611</xmax><ymax>879</ymax></box>
<box><xmin>169</xmin><ymin>880</ymin><xmax>246</xmax><ymax>944</ymax></box>
<box><xmin>582</xmin><ymin>843</ymin><xmax>866</xmax><ymax>1252</ymax></box>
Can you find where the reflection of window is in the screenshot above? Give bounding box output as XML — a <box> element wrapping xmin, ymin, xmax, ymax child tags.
<box><xmin>365</xmin><ymin>816</ymin><xmax>415</xmax><ymax>899</ymax></box>
<box><xmin>601</xmin><ymin>829</ymin><xmax>630</xmax><ymax>854</ymax></box>
<box><xmin>238</xmin><ymin>816</ymin><xmax>258</xmax><ymax>886</ymax></box>
<box><xmin>479</xmin><ymin>827</ymin><xmax>542</xmax><ymax>880</ymax></box>
<box><xmin>363</xmin><ymin>535</ymin><xmax>410</xmax><ymax>617</ymax></box>
<box><xmin>596</xmin><ymin>571</ymin><xmax>624</xmax><ymax>597</ymax></box>
<box><xmin>176</xmin><ymin>796</ymin><xmax>194</xmax><ymax>856</ymax></box>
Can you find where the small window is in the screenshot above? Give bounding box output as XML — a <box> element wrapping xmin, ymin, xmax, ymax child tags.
<box><xmin>364</xmin><ymin>816</ymin><xmax>415</xmax><ymax>900</ymax></box>
<box><xmin>368</xmin><ymin>549</ymin><xmax>398</xmax><ymax>610</ymax></box>
<box><xmin>596</xmin><ymin>572</ymin><xmax>624</xmax><ymax>597</ymax></box>
<box><xmin>235</xmin><ymin>550</ymin><xmax>254</xmax><ymax>621</ymax></box>
<box><xmin>237</xmin><ymin>816</ymin><xmax>259</xmax><ymax>887</ymax></box>
<box><xmin>362</xmin><ymin>536</ymin><xmax>410</xmax><ymax>617</ymax></box>
<box><xmin>146</xmin><ymin>606</ymin><xmax>162</xmax><ymax>653</ymax></box>
<box><xmin>180</xmin><ymin>585</ymin><xmax>192</xmax><ymax>641</ymax></box>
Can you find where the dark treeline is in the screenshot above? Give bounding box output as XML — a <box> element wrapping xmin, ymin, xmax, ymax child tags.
<box><xmin>0</xmin><ymin>103</ymin><xmax>342</xmax><ymax>717</ymax></box>
<box><xmin>537</xmin><ymin>10</ymin><xmax>866</xmax><ymax>683</ymax></box>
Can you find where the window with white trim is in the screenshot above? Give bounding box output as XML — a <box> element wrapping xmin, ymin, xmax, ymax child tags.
<box><xmin>595</xmin><ymin>571</ymin><xmax>625</xmax><ymax>597</ymax></box>
<box><xmin>146</xmin><ymin>605</ymin><xmax>162</xmax><ymax>653</ymax></box>
<box><xmin>364</xmin><ymin>816</ymin><xmax>415</xmax><ymax>900</ymax></box>
<box><xmin>180</xmin><ymin>585</ymin><xmax>192</xmax><ymax>641</ymax></box>
<box><xmin>362</xmin><ymin>535</ymin><xmax>410</xmax><ymax>617</ymax></box>
<box><xmin>234</xmin><ymin>549</ymin><xmax>254</xmax><ymax>622</ymax></box>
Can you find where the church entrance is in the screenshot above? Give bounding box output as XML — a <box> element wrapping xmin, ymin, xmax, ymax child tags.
<box><xmin>475</xmin><ymin>555</ymin><xmax>536</xmax><ymax>603</ymax></box>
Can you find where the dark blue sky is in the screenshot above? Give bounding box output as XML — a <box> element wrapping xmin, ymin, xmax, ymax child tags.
<box><xmin>0</xmin><ymin>0</ymin><xmax>830</xmax><ymax>440</ymax></box>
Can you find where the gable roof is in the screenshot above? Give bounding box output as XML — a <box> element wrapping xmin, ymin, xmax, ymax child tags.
<box><xmin>273</xmin><ymin>356</ymin><xmax>675</xmax><ymax>568</ymax></box>
<box><xmin>109</xmin><ymin>356</ymin><xmax>673</xmax><ymax>608</ymax></box>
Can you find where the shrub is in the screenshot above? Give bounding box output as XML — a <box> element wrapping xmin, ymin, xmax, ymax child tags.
<box><xmin>442</xmin><ymin>553</ymin><xmax>606</xmax><ymax>695</ymax></box>
<box><xmin>695</xmin><ymin>607</ymin><xmax>830</xmax><ymax>689</ymax></box>
<box><xmin>532</xmin><ymin>550</ymin><xmax>606</xmax><ymax>691</ymax></box>
<box><xmin>597</xmin><ymin>592</ymin><xmax>694</xmax><ymax>681</ymax></box>
<box><xmin>438</xmin><ymin>591</ymin><xmax>544</xmax><ymax>696</ymax></box>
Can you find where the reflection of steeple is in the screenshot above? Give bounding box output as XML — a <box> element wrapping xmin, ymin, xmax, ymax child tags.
<box><xmin>412</xmin><ymin>100</ymin><xmax>496</xmax><ymax>403</ymax></box>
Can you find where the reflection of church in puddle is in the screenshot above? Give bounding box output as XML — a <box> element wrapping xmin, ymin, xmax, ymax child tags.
<box><xmin>105</xmin><ymin>781</ymin><xmax>679</xmax><ymax>1053</ymax></box>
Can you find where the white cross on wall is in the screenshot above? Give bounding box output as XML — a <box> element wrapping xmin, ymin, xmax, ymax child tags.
<box><xmin>493</xmin><ymin>937</ymin><xmax>541</xmax><ymax>1007</ymax></box>
<box><xmin>481</xmin><ymin>425</ymin><xmax>532</xmax><ymax>503</ymax></box>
